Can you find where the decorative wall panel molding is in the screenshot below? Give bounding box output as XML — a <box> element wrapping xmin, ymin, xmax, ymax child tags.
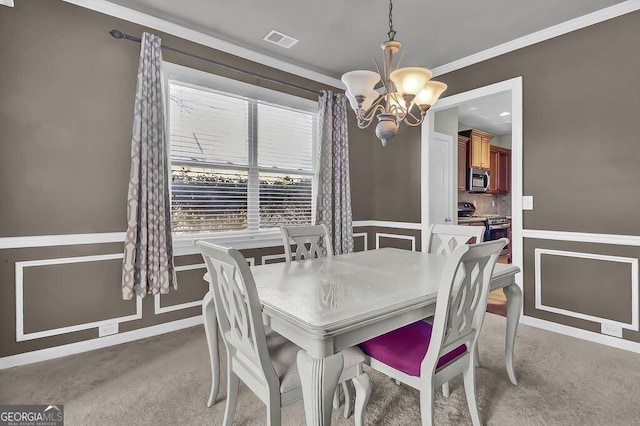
<box><xmin>535</xmin><ymin>248</ymin><xmax>639</xmax><ymax>331</ymax></box>
<box><xmin>353</xmin><ymin>232</ymin><xmax>368</xmax><ymax>251</ymax></box>
<box><xmin>375</xmin><ymin>233</ymin><xmax>417</xmax><ymax>251</ymax></box>
<box><xmin>15</xmin><ymin>253</ymin><xmax>142</xmax><ymax>341</ymax></box>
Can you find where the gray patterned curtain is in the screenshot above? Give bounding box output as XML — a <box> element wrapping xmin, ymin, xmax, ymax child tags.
<box><xmin>316</xmin><ymin>91</ymin><xmax>354</xmax><ymax>255</ymax></box>
<box><xmin>122</xmin><ymin>32</ymin><xmax>176</xmax><ymax>299</ymax></box>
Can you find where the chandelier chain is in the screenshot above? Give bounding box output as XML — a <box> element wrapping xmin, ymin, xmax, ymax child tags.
<box><xmin>387</xmin><ymin>0</ymin><xmax>396</xmax><ymax>41</ymax></box>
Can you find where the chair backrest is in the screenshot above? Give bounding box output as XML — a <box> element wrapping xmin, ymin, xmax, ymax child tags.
<box><xmin>196</xmin><ymin>241</ymin><xmax>279</xmax><ymax>388</ymax></box>
<box><xmin>421</xmin><ymin>238</ymin><xmax>508</xmax><ymax>377</ymax></box>
<box><xmin>280</xmin><ymin>224</ymin><xmax>333</xmax><ymax>262</ymax></box>
<box><xmin>426</xmin><ymin>224</ymin><xmax>485</xmax><ymax>256</ymax></box>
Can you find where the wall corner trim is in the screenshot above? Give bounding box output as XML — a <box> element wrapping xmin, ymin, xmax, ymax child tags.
<box><xmin>62</xmin><ymin>0</ymin><xmax>343</xmax><ymax>89</ymax></box>
<box><xmin>522</xmin><ymin>315</ymin><xmax>640</xmax><ymax>355</ymax></box>
<box><xmin>0</xmin><ymin>316</ymin><xmax>203</xmax><ymax>370</ymax></box>
<box><xmin>431</xmin><ymin>0</ymin><xmax>640</xmax><ymax>76</ymax></box>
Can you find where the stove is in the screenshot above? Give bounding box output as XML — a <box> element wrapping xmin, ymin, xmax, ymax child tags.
<box><xmin>457</xmin><ymin>202</ymin><xmax>510</xmax><ymax>253</ymax></box>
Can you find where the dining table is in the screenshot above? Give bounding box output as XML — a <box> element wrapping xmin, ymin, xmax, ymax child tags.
<box><xmin>203</xmin><ymin>247</ymin><xmax>521</xmax><ymax>425</ymax></box>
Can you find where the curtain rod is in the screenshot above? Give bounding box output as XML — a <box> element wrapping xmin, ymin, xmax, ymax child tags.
<box><xmin>109</xmin><ymin>30</ymin><xmax>321</xmax><ymax>96</ymax></box>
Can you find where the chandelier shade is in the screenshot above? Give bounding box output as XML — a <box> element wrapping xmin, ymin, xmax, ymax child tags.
<box><xmin>415</xmin><ymin>81</ymin><xmax>448</xmax><ymax>108</ymax></box>
<box><xmin>341</xmin><ymin>70</ymin><xmax>381</xmax><ymax>99</ymax></box>
<box><xmin>342</xmin><ymin>0</ymin><xmax>447</xmax><ymax>145</ymax></box>
<box><xmin>390</xmin><ymin>67</ymin><xmax>433</xmax><ymax>98</ymax></box>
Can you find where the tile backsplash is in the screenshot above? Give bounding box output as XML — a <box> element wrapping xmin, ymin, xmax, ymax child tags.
<box><xmin>458</xmin><ymin>192</ymin><xmax>512</xmax><ymax>216</ymax></box>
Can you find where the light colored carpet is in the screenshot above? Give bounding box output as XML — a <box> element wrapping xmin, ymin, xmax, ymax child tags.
<box><xmin>2</xmin><ymin>314</ymin><xmax>640</xmax><ymax>425</ymax></box>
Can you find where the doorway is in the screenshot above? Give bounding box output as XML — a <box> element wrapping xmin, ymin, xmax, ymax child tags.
<box><xmin>421</xmin><ymin>77</ymin><xmax>523</xmax><ymax>316</ymax></box>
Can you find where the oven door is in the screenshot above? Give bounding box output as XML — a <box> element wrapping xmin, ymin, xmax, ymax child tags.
<box><xmin>485</xmin><ymin>226</ymin><xmax>510</xmax><ymax>255</ymax></box>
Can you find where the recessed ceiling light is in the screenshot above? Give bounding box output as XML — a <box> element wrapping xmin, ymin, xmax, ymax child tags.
<box><xmin>263</xmin><ymin>30</ymin><xmax>299</xmax><ymax>49</ymax></box>
<box><xmin>499</xmin><ymin>112</ymin><xmax>511</xmax><ymax>117</ymax></box>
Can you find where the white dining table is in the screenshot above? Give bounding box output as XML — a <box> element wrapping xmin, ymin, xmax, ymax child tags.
<box><xmin>204</xmin><ymin>247</ymin><xmax>521</xmax><ymax>425</ymax></box>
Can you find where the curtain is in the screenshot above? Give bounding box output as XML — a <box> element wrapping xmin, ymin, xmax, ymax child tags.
<box><xmin>122</xmin><ymin>32</ymin><xmax>176</xmax><ymax>299</ymax></box>
<box><xmin>316</xmin><ymin>91</ymin><xmax>354</xmax><ymax>255</ymax></box>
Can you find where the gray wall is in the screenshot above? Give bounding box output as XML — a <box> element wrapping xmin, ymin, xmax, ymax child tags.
<box><xmin>353</xmin><ymin>10</ymin><xmax>640</xmax><ymax>342</ymax></box>
<box><xmin>0</xmin><ymin>0</ymin><xmax>341</xmax><ymax>358</ymax></box>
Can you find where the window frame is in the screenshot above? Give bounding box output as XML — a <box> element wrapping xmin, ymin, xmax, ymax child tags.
<box><xmin>162</xmin><ymin>62</ymin><xmax>319</xmax><ymax>254</ymax></box>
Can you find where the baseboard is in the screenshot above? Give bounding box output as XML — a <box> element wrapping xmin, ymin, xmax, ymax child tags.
<box><xmin>522</xmin><ymin>315</ymin><xmax>640</xmax><ymax>354</ymax></box>
<box><xmin>0</xmin><ymin>316</ymin><xmax>203</xmax><ymax>369</ymax></box>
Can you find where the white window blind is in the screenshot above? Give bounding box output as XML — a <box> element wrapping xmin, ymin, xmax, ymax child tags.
<box><xmin>169</xmin><ymin>81</ymin><xmax>316</xmax><ymax>235</ymax></box>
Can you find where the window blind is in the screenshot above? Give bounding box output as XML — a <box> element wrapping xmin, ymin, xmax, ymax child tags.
<box><xmin>169</xmin><ymin>81</ymin><xmax>315</xmax><ymax>234</ymax></box>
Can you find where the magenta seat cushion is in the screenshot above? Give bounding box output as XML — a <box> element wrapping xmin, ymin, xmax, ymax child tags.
<box><xmin>359</xmin><ymin>321</ymin><xmax>467</xmax><ymax>377</ymax></box>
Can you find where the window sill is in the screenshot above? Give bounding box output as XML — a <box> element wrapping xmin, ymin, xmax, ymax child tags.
<box><xmin>172</xmin><ymin>229</ymin><xmax>284</xmax><ymax>256</ymax></box>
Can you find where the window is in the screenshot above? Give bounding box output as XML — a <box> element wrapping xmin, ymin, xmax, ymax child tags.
<box><xmin>166</xmin><ymin>66</ymin><xmax>317</xmax><ymax>237</ymax></box>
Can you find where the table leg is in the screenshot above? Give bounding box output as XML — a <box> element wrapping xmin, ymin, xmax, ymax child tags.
<box><xmin>297</xmin><ymin>350</ymin><xmax>344</xmax><ymax>425</ymax></box>
<box><xmin>203</xmin><ymin>293</ymin><xmax>220</xmax><ymax>407</ymax></box>
<box><xmin>503</xmin><ymin>282</ymin><xmax>522</xmax><ymax>385</ymax></box>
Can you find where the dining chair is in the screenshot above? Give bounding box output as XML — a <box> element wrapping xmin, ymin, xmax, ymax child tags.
<box><xmin>359</xmin><ymin>238</ymin><xmax>508</xmax><ymax>426</ymax></box>
<box><xmin>280</xmin><ymin>224</ymin><xmax>333</xmax><ymax>261</ymax></box>
<box><xmin>426</xmin><ymin>223</ymin><xmax>485</xmax><ymax>396</ymax></box>
<box><xmin>197</xmin><ymin>241</ymin><xmax>372</xmax><ymax>426</ymax></box>
<box><xmin>426</xmin><ymin>224</ymin><xmax>484</xmax><ymax>255</ymax></box>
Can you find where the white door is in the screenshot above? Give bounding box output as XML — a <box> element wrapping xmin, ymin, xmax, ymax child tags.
<box><xmin>429</xmin><ymin>132</ymin><xmax>454</xmax><ymax>226</ymax></box>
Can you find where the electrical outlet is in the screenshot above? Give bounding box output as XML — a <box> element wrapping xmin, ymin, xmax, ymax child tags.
<box><xmin>601</xmin><ymin>323</ymin><xmax>622</xmax><ymax>338</ymax></box>
<box><xmin>492</xmin><ymin>200</ymin><xmax>495</xmax><ymax>207</ymax></box>
<box><xmin>99</xmin><ymin>323</ymin><xmax>119</xmax><ymax>337</ymax></box>
<box><xmin>522</xmin><ymin>195</ymin><xmax>534</xmax><ymax>210</ymax></box>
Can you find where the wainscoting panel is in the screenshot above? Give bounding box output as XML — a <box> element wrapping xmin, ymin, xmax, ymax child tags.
<box><xmin>535</xmin><ymin>249</ymin><xmax>638</xmax><ymax>330</ymax></box>
<box><xmin>376</xmin><ymin>233</ymin><xmax>416</xmax><ymax>251</ymax></box>
<box><xmin>154</xmin><ymin>264</ymin><xmax>207</xmax><ymax>315</ymax></box>
<box><xmin>523</xmin><ymin>237</ymin><xmax>640</xmax><ymax>343</ymax></box>
<box><xmin>16</xmin><ymin>254</ymin><xmax>142</xmax><ymax>341</ymax></box>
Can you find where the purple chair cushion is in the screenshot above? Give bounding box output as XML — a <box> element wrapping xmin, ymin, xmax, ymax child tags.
<box><xmin>359</xmin><ymin>320</ymin><xmax>467</xmax><ymax>377</ymax></box>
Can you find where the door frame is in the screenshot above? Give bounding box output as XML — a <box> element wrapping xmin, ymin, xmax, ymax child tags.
<box><xmin>421</xmin><ymin>76</ymin><xmax>524</xmax><ymax>292</ymax></box>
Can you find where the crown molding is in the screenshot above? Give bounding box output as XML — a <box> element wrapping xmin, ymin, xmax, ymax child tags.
<box><xmin>431</xmin><ymin>0</ymin><xmax>640</xmax><ymax>77</ymax></box>
<box><xmin>62</xmin><ymin>0</ymin><xmax>344</xmax><ymax>89</ymax></box>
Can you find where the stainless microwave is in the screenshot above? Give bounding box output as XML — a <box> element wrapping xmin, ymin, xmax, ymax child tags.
<box><xmin>467</xmin><ymin>167</ymin><xmax>490</xmax><ymax>192</ymax></box>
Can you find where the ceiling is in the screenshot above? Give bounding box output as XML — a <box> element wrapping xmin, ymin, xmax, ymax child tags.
<box><xmin>107</xmin><ymin>0</ymin><xmax>626</xmax><ymax>78</ymax></box>
<box><xmin>457</xmin><ymin>91</ymin><xmax>512</xmax><ymax>135</ymax></box>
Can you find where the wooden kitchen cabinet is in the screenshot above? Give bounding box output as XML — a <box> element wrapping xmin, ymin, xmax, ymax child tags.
<box><xmin>457</xmin><ymin>135</ymin><xmax>469</xmax><ymax>191</ymax></box>
<box><xmin>460</xmin><ymin>129</ymin><xmax>493</xmax><ymax>169</ymax></box>
<box><xmin>489</xmin><ymin>145</ymin><xmax>511</xmax><ymax>194</ymax></box>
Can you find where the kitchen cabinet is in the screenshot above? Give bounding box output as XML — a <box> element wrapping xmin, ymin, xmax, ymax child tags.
<box><xmin>457</xmin><ymin>135</ymin><xmax>469</xmax><ymax>191</ymax></box>
<box><xmin>460</xmin><ymin>129</ymin><xmax>493</xmax><ymax>169</ymax></box>
<box><xmin>488</xmin><ymin>145</ymin><xmax>511</xmax><ymax>194</ymax></box>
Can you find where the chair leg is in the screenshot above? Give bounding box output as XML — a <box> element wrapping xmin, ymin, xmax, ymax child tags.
<box><xmin>419</xmin><ymin>383</ymin><xmax>435</xmax><ymax>426</ymax></box>
<box><xmin>474</xmin><ymin>343</ymin><xmax>481</xmax><ymax>368</ymax></box>
<box><xmin>266</xmin><ymin>399</ymin><xmax>281</xmax><ymax>426</ymax></box>
<box><xmin>442</xmin><ymin>382</ymin><xmax>450</xmax><ymax>397</ymax></box>
<box><xmin>352</xmin><ymin>374</ymin><xmax>372</xmax><ymax>426</ymax></box>
<box><xmin>342</xmin><ymin>381</ymin><xmax>353</xmax><ymax>418</ymax></box>
<box><xmin>333</xmin><ymin>387</ymin><xmax>340</xmax><ymax>409</ymax></box>
<box><xmin>223</xmin><ymin>364</ymin><xmax>239</xmax><ymax>426</ymax></box>
<box><xmin>463</xmin><ymin>364</ymin><xmax>483</xmax><ymax>426</ymax></box>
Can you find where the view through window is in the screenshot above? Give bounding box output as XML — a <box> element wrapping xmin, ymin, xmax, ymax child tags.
<box><xmin>169</xmin><ymin>82</ymin><xmax>316</xmax><ymax>234</ymax></box>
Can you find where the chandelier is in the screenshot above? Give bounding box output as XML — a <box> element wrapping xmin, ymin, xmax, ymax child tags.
<box><xmin>341</xmin><ymin>0</ymin><xmax>447</xmax><ymax>146</ymax></box>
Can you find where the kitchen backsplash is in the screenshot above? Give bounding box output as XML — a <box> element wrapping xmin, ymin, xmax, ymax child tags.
<box><xmin>459</xmin><ymin>192</ymin><xmax>512</xmax><ymax>216</ymax></box>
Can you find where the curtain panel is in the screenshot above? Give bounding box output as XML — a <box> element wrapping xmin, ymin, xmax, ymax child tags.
<box><xmin>316</xmin><ymin>91</ymin><xmax>354</xmax><ymax>255</ymax></box>
<box><xmin>122</xmin><ymin>32</ymin><xmax>176</xmax><ymax>299</ymax></box>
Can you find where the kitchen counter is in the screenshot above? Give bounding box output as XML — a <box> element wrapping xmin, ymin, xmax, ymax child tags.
<box><xmin>457</xmin><ymin>217</ymin><xmax>487</xmax><ymax>224</ymax></box>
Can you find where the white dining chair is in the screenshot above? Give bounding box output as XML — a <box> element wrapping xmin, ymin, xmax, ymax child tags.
<box><xmin>426</xmin><ymin>224</ymin><xmax>484</xmax><ymax>256</ymax></box>
<box><xmin>280</xmin><ymin>224</ymin><xmax>333</xmax><ymax>261</ymax></box>
<box><xmin>197</xmin><ymin>241</ymin><xmax>372</xmax><ymax>426</ymax></box>
<box><xmin>359</xmin><ymin>239</ymin><xmax>507</xmax><ymax>426</ymax></box>
<box><xmin>426</xmin><ymin>223</ymin><xmax>485</xmax><ymax>396</ymax></box>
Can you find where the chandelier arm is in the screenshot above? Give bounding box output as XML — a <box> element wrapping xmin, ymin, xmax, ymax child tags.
<box><xmin>402</xmin><ymin>109</ymin><xmax>427</xmax><ymax>126</ymax></box>
<box><xmin>359</xmin><ymin>97</ymin><xmax>386</xmax><ymax>122</ymax></box>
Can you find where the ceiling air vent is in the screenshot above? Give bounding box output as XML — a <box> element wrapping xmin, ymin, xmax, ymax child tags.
<box><xmin>263</xmin><ymin>30</ymin><xmax>299</xmax><ymax>49</ymax></box>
